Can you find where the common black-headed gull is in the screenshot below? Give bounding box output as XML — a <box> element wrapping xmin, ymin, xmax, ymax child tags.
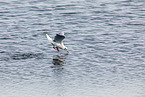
<box><xmin>46</xmin><ymin>32</ymin><xmax>69</xmax><ymax>53</ymax></box>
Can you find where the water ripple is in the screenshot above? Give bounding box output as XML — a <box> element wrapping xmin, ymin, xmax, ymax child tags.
<box><xmin>0</xmin><ymin>0</ymin><xmax>145</xmax><ymax>97</ymax></box>
<box><xmin>10</xmin><ymin>53</ymin><xmax>44</xmax><ymax>60</ymax></box>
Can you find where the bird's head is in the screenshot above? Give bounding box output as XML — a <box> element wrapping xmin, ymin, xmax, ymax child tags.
<box><xmin>64</xmin><ymin>47</ymin><xmax>69</xmax><ymax>53</ymax></box>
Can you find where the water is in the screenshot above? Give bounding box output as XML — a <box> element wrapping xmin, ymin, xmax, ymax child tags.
<box><xmin>0</xmin><ymin>0</ymin><xmax>145</xmax><ymax>97</ymax></box>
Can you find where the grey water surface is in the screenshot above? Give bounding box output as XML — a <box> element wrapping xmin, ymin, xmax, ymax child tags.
<box><xmin>0</xmin><ymin>0</ymin><xmax>145</xmax><ymax>97</ymax></box>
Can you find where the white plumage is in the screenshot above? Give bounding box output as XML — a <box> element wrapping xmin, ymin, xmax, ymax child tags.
<box><xmin>46</xmin><ymin>32</ymin><xmax>69</xmax><ymax>52</ymax></box>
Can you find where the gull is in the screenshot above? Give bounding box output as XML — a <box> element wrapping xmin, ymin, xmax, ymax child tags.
<box><xmin>46</xmin><ymin>32</ymin><xmax>69</xmax><ymax>53</ymax></box>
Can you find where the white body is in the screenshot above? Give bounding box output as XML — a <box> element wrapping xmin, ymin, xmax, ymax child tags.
<box><xmin>46</xmin><ymin>34</ymin><xmax>67</xmax><ymax>50</ymax></box>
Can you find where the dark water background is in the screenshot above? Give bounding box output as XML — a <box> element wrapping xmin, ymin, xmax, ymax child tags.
<box><xmin>0</xmin><ymin>0</ymin><xmax>145</xmax><ymax>97</ymax></box>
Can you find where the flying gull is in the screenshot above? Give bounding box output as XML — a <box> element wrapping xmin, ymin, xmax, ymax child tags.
<box><xmin>46</xmin><ymin>32</ymin><xmax>69</xmax><ymax>53</ymax></box>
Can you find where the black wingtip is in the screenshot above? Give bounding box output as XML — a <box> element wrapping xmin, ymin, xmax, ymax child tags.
<box><xmin>56</xmin><ymin>34</ymin><xmax>65</xmax><ymax>37</ymax></box>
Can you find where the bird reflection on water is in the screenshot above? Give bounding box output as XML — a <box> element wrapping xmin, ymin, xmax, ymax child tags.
<box><xmin>51</xmin><ymin>54</ymin><xmax>68</xmax><ymax>69</ymax></box>
<box><xmin>51</xmin><ymin>54</ymin><xmax>69</xmax><ymax>96</ymax></box>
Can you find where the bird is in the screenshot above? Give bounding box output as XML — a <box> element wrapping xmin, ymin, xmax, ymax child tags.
<box><xmin>46</xmin><ymin>32</ymin><xmax>69</xmax><ymax>53</ymax></box>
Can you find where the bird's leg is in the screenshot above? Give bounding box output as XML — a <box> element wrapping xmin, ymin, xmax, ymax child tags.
<box><xmin>53</xmin><ymin>46</ymin><xmax>59</xmax><ymax>52</ymax></box>
<box><xmin>56</xmin><ymin>47</ymin><xmax>60</xmax><ymax>52</ymax></box>
<box><xmin>53</xmin><ymin>47</ymin><xmax>57</xmax><ymax>50</ymax></box>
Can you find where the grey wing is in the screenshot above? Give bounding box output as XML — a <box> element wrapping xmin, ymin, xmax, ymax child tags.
<box><xmin>53</xmin><ymin>34</ymin><xmax>65</xmax><ymax>43</ymax></box>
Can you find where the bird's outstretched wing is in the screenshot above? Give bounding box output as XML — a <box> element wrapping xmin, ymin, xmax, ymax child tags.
<box><xmin>46</xmin><ymin>34</ymin><xmax>53</xmax><ymax>43</ymax></box>
<box><xmin>53</xmin><ymin>34</ymin><xmax>65</xmax><ymax>43</ymax></box>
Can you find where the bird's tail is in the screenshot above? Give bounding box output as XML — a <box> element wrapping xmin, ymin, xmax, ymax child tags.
<box><xmin>46</xmin><ymin>34</ymin><xmax>53</xmax><ymax>43</ymax></box>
